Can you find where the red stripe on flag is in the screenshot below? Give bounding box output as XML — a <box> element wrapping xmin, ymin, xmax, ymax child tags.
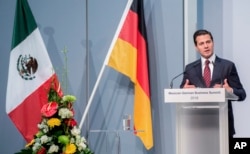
<box><xmin>136</xmin><ymin>31</ymin><xmax>150</xmax><ymax>97</ymax></box>
<box><xmin>119</xmin><ymin>10</ymin><xmax>138</xmax><ymax>49</ymax></box>
<box><xmin>8</xmin><ymin>74</ymin><xmax>59</xmax><ymax>142</ymax></box>
<box><xmin>119</xmin><ymin>10</ymin><xmax>150</xmax><ymax>98</ymax></box>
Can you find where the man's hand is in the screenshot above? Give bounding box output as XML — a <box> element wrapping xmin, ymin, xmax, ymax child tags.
<box><xmin>183</xmin><ymin>79</ymin><xmax>196</xmax><ymax>88</ymax></box>
<box><xmin>213</xmin><ymin>79</ymin><xmax>233</xmax><ymax>93</ymax></box>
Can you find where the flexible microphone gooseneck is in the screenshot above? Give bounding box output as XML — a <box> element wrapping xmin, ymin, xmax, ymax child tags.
<box><xmin>169</xmin><ymin>62</ymin><xmax>200</xmax><ymax>89</ymax></box>
<box><xmin>170</xmin><ymin>72</ymin><xmax>185</xmax><ymax>89</ymax></box>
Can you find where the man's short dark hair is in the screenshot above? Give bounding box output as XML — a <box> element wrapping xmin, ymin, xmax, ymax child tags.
<box><xmin>193</xmin><ymin>29</ymin><xmax>213</xmax><ymax>45</ymax></box>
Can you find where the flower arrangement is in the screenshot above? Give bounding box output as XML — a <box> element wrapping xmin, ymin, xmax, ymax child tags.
<box><xmin>16</xmin><ymin>48</ymin><xmax>93</xmax><ymax>154</ymax></box>
<box><xmin>16</xmin><ymin>85</ymin><xmax>94</xmax><ymax>154</ymax></box>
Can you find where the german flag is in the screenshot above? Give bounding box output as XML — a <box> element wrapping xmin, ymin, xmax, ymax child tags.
<box><xmin>107</xmin><ymin>0</ymin><xmax>153</xmax><ymax>150</ymax></box>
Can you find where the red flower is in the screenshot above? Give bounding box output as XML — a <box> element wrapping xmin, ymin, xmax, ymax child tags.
<box><xmin>41</xmin><ymin>102</ymin><xmax>58</xmax><ymax>117</ymax></box>
<box><xmin>57</xmin><ymin>89</ymin><xmax>63</xmax><ymax>98</ymax></box>
<box><xmin>51</xmin><ymin>76</ymin><xmax>63</xmax><ymax>97</ymax></box>
<box><xmin>65</xmin><ymin>119</ymin><xmax>77</xmax><ymax>127</ymax></box>
<box><xmin>71</xmin><ymin>108</ymin><xmax>75</xmax><ymax>116</ymax></box>
<box><xmin>37</xmin><ymin>147</ymin><xmax>46</xmax><ymax>154</ymax></box>
<box><xmin>67</xmin><ymin>103</ymin><xmax>73</xmax><ymax>109</ymax></box>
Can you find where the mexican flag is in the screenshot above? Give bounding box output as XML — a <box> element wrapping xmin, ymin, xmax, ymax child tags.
<box><xmin>6</xmin><ymin>0</ymin><xmax>61</xmax><ymax>142</ymax></box>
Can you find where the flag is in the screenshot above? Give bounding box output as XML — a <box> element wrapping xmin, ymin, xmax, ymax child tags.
<box><xmin>108</xmin><ymin>0</ymin><xmax>153</xmax><ymax>149</ymax></box>
<box><xmin>6</xmin><ymin>0</ymin><xmax>62</xmax><ymax>142</ymax></box>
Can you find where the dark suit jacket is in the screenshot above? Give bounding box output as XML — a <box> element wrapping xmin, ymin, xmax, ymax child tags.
<box><xmin>180</xmin><ymin>56</ymin><xmax>246</xmax><ymax>136</ymax></box>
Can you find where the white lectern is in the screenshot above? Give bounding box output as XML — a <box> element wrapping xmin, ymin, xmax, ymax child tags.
<box><xmin>164</xmin><ymin>88</ymin><xmax>238</xmax><ymax>154</ymax></box>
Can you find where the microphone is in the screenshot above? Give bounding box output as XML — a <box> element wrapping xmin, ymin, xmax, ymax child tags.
<box><xmin>169</xmin><ymin>71</ymin><xmax>185</xmax><ymax>89</ymax></box>
<box><xmin>169</xmin><ymin>62</ymin><xmax>200</xmax><ymax>89</ymax></box>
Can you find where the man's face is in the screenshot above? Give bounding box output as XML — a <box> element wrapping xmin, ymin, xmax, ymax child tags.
<box><xmin>195</xmin><ymin>34</ymin><xmax>214</xmax><ymax>59</ymax></box>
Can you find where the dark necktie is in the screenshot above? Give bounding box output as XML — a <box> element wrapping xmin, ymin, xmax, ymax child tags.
<box><xmin>203</xmin><ymin>60</ymin><xmax>211</xmax><ymax>87</ymax></box>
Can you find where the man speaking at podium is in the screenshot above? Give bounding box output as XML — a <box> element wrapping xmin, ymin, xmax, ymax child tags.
<box><xmin>180</xmin><ymin>29</ymin><xmax>246</xmax><ymax>138</ymax></box>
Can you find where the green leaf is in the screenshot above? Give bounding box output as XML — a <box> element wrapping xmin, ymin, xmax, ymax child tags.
<box><xmin>14</xmin><ymin>148</ymin><xmax>32</xmax><ymax>154</ymax></box>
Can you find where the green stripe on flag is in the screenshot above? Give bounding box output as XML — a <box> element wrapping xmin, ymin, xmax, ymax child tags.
<box><xmin>11</xmin><ymin>0</ymin><xmax>37</xmax><ymax>49</ymax></box>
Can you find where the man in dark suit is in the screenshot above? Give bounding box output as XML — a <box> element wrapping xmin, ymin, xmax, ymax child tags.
<box><xmin>180</xmin><ymin>29</ymin><xmax>246</xmax><ymax>137</ymax></box>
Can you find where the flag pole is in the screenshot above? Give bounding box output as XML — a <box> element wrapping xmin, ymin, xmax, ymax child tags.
<box><xmin>79</xmin><ymin>0</ymin><xmax>133</xmax><ymax>129</ymax></box>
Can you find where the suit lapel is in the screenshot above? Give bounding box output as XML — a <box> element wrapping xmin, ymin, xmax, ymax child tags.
<box><xmin>194</xmin><ymin>60</ymin><xmax>207</xmax><ymax>88</ymax></box>
<box><xmin>211</xmin><ymin>57</ymin><xmax>223</xmax><ymax>86</ymax></box>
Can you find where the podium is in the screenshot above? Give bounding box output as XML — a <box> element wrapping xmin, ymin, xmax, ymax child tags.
<box><xmin>164</xmin><ymin>88</ymin><xmax>238</xmax><ymax>154</ymax></box>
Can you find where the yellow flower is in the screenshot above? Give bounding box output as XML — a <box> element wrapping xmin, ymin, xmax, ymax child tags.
<box><xmin>47</xmin><ymin>118</ymin><xmax>61</xmax><ymax>128</ymax></box>
<box><xmin>25</xmin><ymin>139</ymin><xmax>34</xmax><ymax>147</ymax></box>
<box><xmin>64</xmin><ymin>143</ymin><xmax>77</xmax><ymax>154</ymax></box>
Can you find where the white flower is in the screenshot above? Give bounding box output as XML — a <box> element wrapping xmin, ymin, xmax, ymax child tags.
<box><xmin>48</xmin><ymin>144</ymin><xmax>59</xmax><ymax>153</ymax></box>
<box><xmin>40</xmin><ymin>135</ymin><xmax>50</xmax><ymax>144</ymax></box>
<box><xmin>74</xmin><ymin>136</ymin><xmax>87</xmax><ymax>151</ymax></box>
<box><xmin>75</xmin><ymin>135</ymin><xmax>81</xmax><ymax>144</ymax></box>
<box><xmin>43</xmin><ymin>127</ymin><xmax>49</xmax><ymax>133</ymax></box>
<box><xmin>58</xmin><ymin>108</ymin><xmax>73</xmax><ymax>119</ymax></box>
<box><xmin>32</xmin><ymin>142</ymin><xmax>41</xmax><ymax>152</ymax></box>
<box><xmin>38</xmin><ymin>120</ymin><xmax>49</xmax><ymax>133</ymax></box>
<box><xmin>70</xmin><ymin>137</ymin><xmax>75</xmax><ymax>143</ymax></box>
<box><xmin>71</xmin><ymin>126</ymin><xmax>81</xmax><ymax>136</ymax></box>
<box><xmin>81</xmin><ymin>136</ymin><xmax>86</xmax><ymax>143</ymax></box>
<box><xmin>37</xmin><ymin>122</ymin><xmax>45</xmax><ymax>129</ymax></box>
<box><xmin>77</xmin><ymin>141</ymin><xmax>87</xmax><ymax>151</ymax></box>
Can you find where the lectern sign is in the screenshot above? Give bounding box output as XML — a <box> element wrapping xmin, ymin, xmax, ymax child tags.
<box><xmin>164</xmin><ymin>88</ymin><xmax>226</xmax><ymax>103</ymax></box>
